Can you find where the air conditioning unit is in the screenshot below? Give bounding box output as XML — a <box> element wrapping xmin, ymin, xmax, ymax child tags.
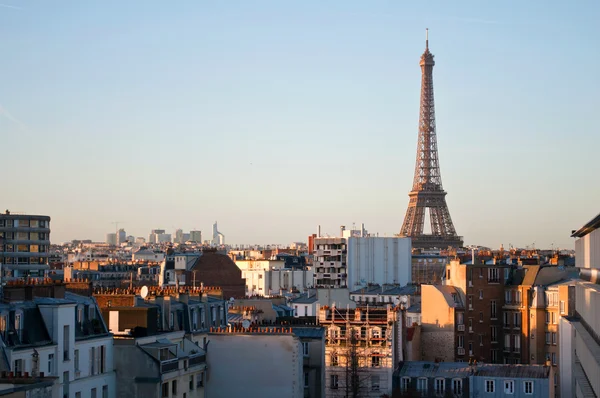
<box><xmin>457</xmin><ymin>348</ymin><xmax>465</xmax><ymax>355</ymax></box>
<box><xmin>457</xmin><ymin>324</ymin><xmax>465</xmax><ymax>332</ymax></box>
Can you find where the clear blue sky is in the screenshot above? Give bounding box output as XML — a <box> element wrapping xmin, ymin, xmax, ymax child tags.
<box><xmin>1</xmin><ymin>0</ymin><xmax>598</xmax><ymax>248</ymax></box>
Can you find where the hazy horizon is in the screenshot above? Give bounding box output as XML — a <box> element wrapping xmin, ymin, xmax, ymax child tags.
<box><xmin>1</xmin><ymin>1</ymin><xmax>598</xmax><ymax>249</ymax></box>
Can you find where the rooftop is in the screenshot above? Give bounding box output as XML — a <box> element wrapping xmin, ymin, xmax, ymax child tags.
<box><xmin>396</xmin><ymin>361</ymin><xmax>551</xmax><ymax>379</ymax></box>
<box><xmin>572</xmin><ymin>212</ymin><xmax>600</xmax><ymax>237</ymax></box>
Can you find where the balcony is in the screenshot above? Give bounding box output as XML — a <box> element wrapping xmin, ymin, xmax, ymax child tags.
<box><xmin>161</xmin><ymin>359</ymin><xmax>179</xmax><ymax>373</ymax></box>
<box><xmin>488</xmin><ymin>278</ymin><xmax>500</xmax><ymax>284</ymax></box>
<box><xmin>188</xmin><ymin>353</ymin><xmax>206</xmax><ymax>367</ymax></box>
<box><xmin>457</xmin><ymin>348</ymin><xmax>465</xmax><ymax>356</ymax></box>
<box><xmin>457</xmin><ymin>324</ymin><xmax>465</xmax><ymax>332</ymax></box>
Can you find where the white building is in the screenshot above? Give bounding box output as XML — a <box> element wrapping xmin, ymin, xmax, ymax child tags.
<box><xmin>117</xmin><ymin>229</ymin><xmax>126</xmax><ymax>245</ymax></box>
<box><xmin>212</xmin><ymin>222</ymin><xmax>224</xmax><ymax>246</ymax></box>
<box><xmin>189</xmin><ymin>231</ymin><xmax>202</xmax><ymax>243</ymax></box>
<box><xmin>560</xmin><ymin>212</ymin><xmax>600</xmax><ymax>398</ymax></box>
<box><xmin>105</xmin><ymin>233</ymin><xmax>117</xmax><ymax>246</ymax></box>
<box><xmin>0</xmin><ymin>283</ymin><xmax>116</xmax><ymax>398</ymax></box>
<box><xmin>242</xmin><ymin>268</ymin><xmax>314</xmax><ymax>297</ymax></box>
<box><xmin>346</xmin><ymin>236</ymin><xmax>411</xmax><ymax>289</ymax></box>
<box><xmin>206</xmin><ymin>328</ymin><xmax>303</xmax><ymax>398</ymax></box>
<box><xmin>313</xmin><ymin>229</ymin><xmax>411</xmax><ymax>290</ymax></box>
<box><xmin>132</xmin><ymin>248</ymin><xmax>166</xmax><ymax>263</ymax></box>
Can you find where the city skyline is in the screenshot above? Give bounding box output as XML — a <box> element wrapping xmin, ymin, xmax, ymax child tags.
<box><xmin>1</xmin><ymin>1</ymin><xmax>598</xmax><ymax>248</ymax></box>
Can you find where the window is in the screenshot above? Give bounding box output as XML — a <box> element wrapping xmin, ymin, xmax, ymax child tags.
<box><xmin>479</xmin><ymin>312</ymin><xmax>484</xmax><ymax>323</ymax></box>
<box><xmin>90</xmin><ymin>347</ymin><xmax>96</xmax><ymax>375</ymax></box>
<box><xmin>514</xmin><ymin>312</ymin><xmax>521</xmax><ymax>327</ymax></box>
<box><xmin>457</xmin><ymin>335</ymin><xmax>464</xmax><ymax>348</ymax></box>
<box><xmin>505</xmin><ymin>290</ymin><xmax>512</xmax><ymax>303</ymax></box>
<box><xmin>491</xmin><ymin>349</ymin><xmax>498</xmax><ymax>363</ymax></box>
<box><xmin>504</xmin><ymin>312</ymin><xmax>510</xmax><ymax>327</ymax></box>
<box><xmin>76</xmin><ymin>393</ymin><xmax>81</xmax><ymax>398</ymax></box>
<box><xmin>491</xmin><ymin>300</ymin><xmax>497</xmax><ymax>319</ymax></box>
<box><xmin>371</xmin><ymin>375</ymin><xmax>380</xmax><ymax>391</ymax></box>
<box><xmin>417</xmin><ymin>377</ymin><xmax>427</xmax><ymax>392</ymax></box>
<box><xmin>435</xmin><ymin>378</ymin><xmax>445</xmax><ymax>394</ymax></box>
<box><xmin>488</xmin><ymin>268</ymin><xmax>499</xmax><ymax>282</ymax></box>
<box><xmin>302</xmin><ymin>342</ymin><xmax>309</xmax><ymax>357</ymax></box>
<box><xmin>48</xmin><ymin>353</ymin><xmax>54</xmax><ymax>375</ymax></box>
<box><xmin>491</xmin><ymin>326</ymin><xmax>498</xmax><ymax>342</ymax></box>
<box><xmin>161</xmin><ymin>383</ymin><xmax>168</xmax><ymax>398</ymax></box>
<box><xmin>72</xmin><ymin>349</ymin><xmax>79</xmax><ymax>374</ymax></box>
<box><xmin>331</xmin><ymin>353</ymin><xmax>338</xmax><ymax>366</ymax></box>
<box><xmin>479</xmin><ymin>290</ymin><xmax>484</xmax><ymax>299</ymax></box>
<box><xmin>545</xmin><ymin>312</ymin><xmax>550</xmax><ymax>324</ymax></box>
<box><xmin>453</xmin><ymin>379</ymin><xmax>463</xmax><ymax>394</ymax></box>
<box><xmin>14</xmin><ymin>359</ymin><xmax>23</xmax><ymax>373</ymax></box>
<box><xmin>63</xmin><ymin>325</ymin><xmax>70</xmax><ymax>360</ymax></box>
<box><xmin>468</xmin><ymin>342</ymin><xmax>473</xmax><ymax>355</ymax></box>
<box><xmin>514</xmin><ymin>335</ymin><xmax>521</xmax><ymax>352</ymax></box>
<box><xmin>304</xmin><ymin>372</ymin><xmax>309</xmax><ymax>388</ymax></box>
<box><xmin>524</xmin><ymin>381</ymin><xmax>533</xmax><ymax>394</ymax></box>
<box><xmin>552</xmin><ymin>312</ymin><xmax>557</xmax><ymax>324</ymax></box>
<box><xmin>172</xmin><ymin>380</ymin><xmax>177</xmax><ymax>396</ymax></box>
<box><xmin>552</xmin><ymin>352</ymin><xmax>556</xmax><ymax>365</ymax></box>
<box><xmin>91</xmin><ymin>388</ymin><xmax>97</xmax><ymax>398</ymax></box>
<box><xmin>479</xmin><ymin>334</ymin><xmax>484</xmax><ymax>346</ymax></box>
<box><xmin>401</xmin><ymin>377</ymin><xmax>411</xmax><ymax>391</ymax></box>
<box><xmin>545</xmin><ymin>332</ymin><xmax>551</xmax><ymax>344</ymax></box>
<box><xmin>485</xmin><ymin>380</ymin><xmax>495</xmax><ymax>393</ymax></box>
<box><xmin>504</xmin><ymin>380</ymin><xmax>514</xmax><ymax>394</ymax></box>
<box><xmin>515</xmin><ymin>290</ymin><xmax>522</xmax><ymax>304</ymax></box>
<box><xmin>371</xmin><ymin>354</ymin><xmax>380</xmax><ymax>367</ymax></box>
<box><xmin>102</xmin><ymin>386</ymin><xmax>108</xmax><ymax>398</ymax></box>
<box><xmin>457</xmin><ymin>312</ymin><xmax>464</xmax><ymax>325</ymax></box>
<box><xmin>552</xmin><ymin>332</ymin><xmax>557</xmax><ymax>345</ymax></box>
<box><xmin>197</xmin><ymin>372</ymin><xmax>204</xmax><ymax>388</ymax></box>
<box><xmin>330</xmin><ymin>374</ymin><xmax>339</xmax><ymax>389</ymax></box>
<box><xmin>189</xmin><ymin>375</ymin><xmax>194</xmax><ymax>391</ymax></box>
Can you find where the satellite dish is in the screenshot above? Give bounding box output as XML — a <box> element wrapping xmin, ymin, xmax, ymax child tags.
<box><xmin>400</xmin><ymin>295</ymin><xmax>408</xmax><ymax>305</ymax></box>
<box><xmin>140</xmin><ymin>286</ymin><xmax>149</xmax><ymax>300</ymax></box>
<box><xmin>229</xmin><ymin>297</ymin><xmax>235</xmax><ymax>303</ymax></box>
<box><xmin>242</xmin><ymin>319</ymin><xmax>251</xmax><ymax>329</ymax></box>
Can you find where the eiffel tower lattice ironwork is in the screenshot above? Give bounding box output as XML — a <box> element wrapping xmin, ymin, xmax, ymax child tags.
<box><xmin>399</xmin><ymin>30</ymin><xmax>463</xmax><ymax>249</ymax></box>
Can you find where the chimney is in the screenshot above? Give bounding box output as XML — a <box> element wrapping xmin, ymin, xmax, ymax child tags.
<box><xmin>340</xmin><ymin>226</ymin><xmax>345</xmax><ymax>237</ymax></box>
<box><xmin>318</xmin><ymin>225</ymin><xmax>321</xmax><ymax>238</ymax></box>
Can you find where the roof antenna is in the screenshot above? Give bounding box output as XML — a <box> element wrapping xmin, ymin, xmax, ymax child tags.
<box><xmin>426</xmin><ymin>28</ymin><xmax>429</xmax><ymax>51</ymax></box>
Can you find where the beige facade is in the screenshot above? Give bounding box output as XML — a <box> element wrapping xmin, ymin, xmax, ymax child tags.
<box><xmin>320</xmin><ymin>305</ymin><xmax>401</xmax><ymax>397</ymax></box>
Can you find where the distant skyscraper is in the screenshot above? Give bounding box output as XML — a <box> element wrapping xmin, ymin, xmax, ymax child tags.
<box><xmin>212</xmin><ymin>222</ymin><xmax>225</xmax><ymax>246</ymax></box>
<box><xmin>149</xmin><ymin>229</ymin><xmax>165</xmax><ymax>244</ymax></box>
<box><xmin>190</xmin><ymin>230</ymin><xmax>202</xmax><ymax>243</ymax></box>
<box><xmin>174</xmin><ymin>229</ymin><xmax>184</xmax><ymax>244</ymax></box>
<box><xmin>106</xmin><ymin>233</ymin><xmax>117</xmax><ymax>246</ymax></box>
<box><xmin>117</xmin><ymin>228</ymin><xmax>127</xmax><ymax>245</ymax></box>
<box><xmin>157</xmin><ymin>233</ymin><xmax>172</xmax><ymax>243</ymax></box>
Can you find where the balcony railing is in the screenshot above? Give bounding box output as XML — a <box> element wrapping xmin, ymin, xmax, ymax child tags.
<box><xmin>457</xmin><ymin>348</ymin><xmax>465</xmax><ymax>355</ymax></box>
<box><xmin>161</xmin><ymin>359</ymin><xmax>179</xmax><ymax>373</ymax></box>
<box><xmin>457</xmin><ymin>324</ymin><xmax>465</xmax><ymax>332</ymax></box>
<box><xmin>488</xmin><ymin>278</ymin><xmax>500</xmax><ymax>284</ymax></box>
<box><xmin>189</xmin><ymin>353</ymin><xmax>206</xmax><ymax>367</ymax></box>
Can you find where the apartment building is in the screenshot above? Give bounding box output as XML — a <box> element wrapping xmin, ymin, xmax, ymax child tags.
<box><xmin>0</xmin><ymin>280</ymin><xmax>116</xmax><ymax>398</ymax></box>
<box><xmin>0</xmin><ymin>211</ymin><xmax>51</xmax><ymax>278</ymax></box>
<box><xmin>393</xmin><ymin>361</ymin><xmax>554</xmax><ymax>398</ymax></box>
<box><xmin>422</xmin><ymin>259</ymin><xmax>511</xmax><ymax>363</ymax></box>
<box><xmin>320</xmin><ymin>305</ymin><xmax>402</xmax><ymax>397</ymax></box>
<box><xmin>207</xmin><ymin>327</ymin><xmax>303</xmax><ymax>398</ymax></box>
<box><xmin>559</xmin><ymin>212</ymin><xmax>600</xmax><ymax>397</ymax></box>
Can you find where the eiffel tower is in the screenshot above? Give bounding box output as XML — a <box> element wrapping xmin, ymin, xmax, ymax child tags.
<box><xmin>400</xmin><ymin>30</ymin><xmax>463</xmax><ymax>249</ymax></box>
